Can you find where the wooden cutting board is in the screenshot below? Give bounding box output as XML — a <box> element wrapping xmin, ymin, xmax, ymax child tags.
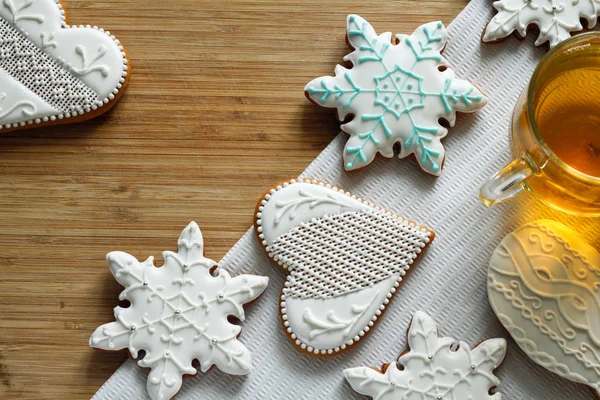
<box><xmin>0</xmin><ymin>0</ymin><xmax>468</xmax><ymax>398</ymax></box>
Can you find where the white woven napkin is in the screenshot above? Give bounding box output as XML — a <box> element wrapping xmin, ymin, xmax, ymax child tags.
<box><xmin>93</xmin><ymin>1</ymin><xmax>600</xmax><ymax>398</ymax></box>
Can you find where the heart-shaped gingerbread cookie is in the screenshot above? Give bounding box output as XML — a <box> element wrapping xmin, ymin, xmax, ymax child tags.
<box><xmin>488</xmin><ymin>220</ymin><xmax>600</xmax><ymax>397</ymax></box>
<box><xmin>0</xmin><ymin>0</ymin><xmax>128</xmax><ymax>132</ymax></box>
<box><xmin>254</xmin><ymin>178</ymin><xmax>434</xmax><ymax>356</ymax></box>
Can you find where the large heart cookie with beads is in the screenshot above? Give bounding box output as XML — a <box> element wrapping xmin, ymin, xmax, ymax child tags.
<box><xmin>254</xmin><ymin>179</ymin><xmax>434</xmax><ymax>356</ymax></box>
<box><xmin>0</xmin><ymin>0</ymin><xmax>128</xmax><ymax>132</ymax></box>
<box><xmin>488</xmin><ymin>220</ymin><xmax>600</xmax><ymax>397</ymax></box>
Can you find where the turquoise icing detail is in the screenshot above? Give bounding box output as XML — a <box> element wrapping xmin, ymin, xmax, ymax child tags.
<box><xmin>306</xmin><ymin>16</ymin><xmax>486</xmax><ymax>174</ymax></box>
<box><xmin>439</xmin><ymin>78</ymin><xmax>483</xmax><ymax>113</ymax></box>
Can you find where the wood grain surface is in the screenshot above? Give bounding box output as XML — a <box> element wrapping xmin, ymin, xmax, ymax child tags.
<box><xmin>0</xmin><ymin>1</ymin><xmax>468</xmax><ymax>398</ymax></box>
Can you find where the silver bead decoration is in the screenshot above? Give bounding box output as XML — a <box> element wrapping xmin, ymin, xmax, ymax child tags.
<box><xmin>470</xmin><ymin>364</ymin><xmax>476</xmax><ymax>371</ymax></box>
<box><xmin>428</xmin><ymin>354</ymin><xmax>433</xmax><ymax>360</ymax></box>
<box><xmin>390</xmin><ymin>381</ymin><xmax>396</xmax><ymax>388</ymax></box>
<box><xmin>175</xmin><ymin>310</ymin><xmax>181</xmax><ymax>316</ymax></box>
<box><xmin>211</xmin><ymin>338</ymin><xmax>218</xmax><ymax>345</ymax></box>
<box><xmin>183</xmin><ymin>264</ymin><xmax>189</xmax><ymax>271</ymax></box>
<box><xmin>130</xmin><ymin>326</ymin><xmax>136</xmax><ymax>331</ymax></box>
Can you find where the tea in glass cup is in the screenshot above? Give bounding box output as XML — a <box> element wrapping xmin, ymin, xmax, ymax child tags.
<box><xmin>480</xmin><ymin>32</ymin><xmax>600</xmax><ymax>215</ymax></box>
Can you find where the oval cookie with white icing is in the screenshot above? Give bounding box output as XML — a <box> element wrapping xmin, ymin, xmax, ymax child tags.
<box><xmin>488</xmin><ymin>220</ymin><xmax>600</xmax><ymax>397</ymax></box>
<box><xmin>254</xmin><ymin>178</ymin><xmax>435</xmax><ymax>356</ymax></box>
<box><xmin>0</xmin><ymin>0</ymin><xmax>129</xmax><ymax>132</ymax></box>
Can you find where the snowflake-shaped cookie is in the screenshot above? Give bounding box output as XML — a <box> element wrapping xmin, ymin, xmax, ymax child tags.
<box><xmin>483</xmin><ymin>0</ymin><xmax>600</xmax><ymax>48</ymax></box>
<box><xmin>305</xmin><ymin>15</ymin><xmax>487</xmax><ymax>176</ymax></box>
<box><xmin>89</xmin><ymin>222</ymin><xmax>269</xmax><ymax>400</ymax></box>
<box><xmin>344</xmin><ymin>311</ymin><xmax>507</xmax><ymax>399</ymax></box>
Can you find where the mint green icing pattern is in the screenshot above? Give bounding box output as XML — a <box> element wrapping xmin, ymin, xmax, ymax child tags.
<box><xmin>305</xmin><ymin>15</ymin><xmax>486</xmax><ymax>175</ymax></box>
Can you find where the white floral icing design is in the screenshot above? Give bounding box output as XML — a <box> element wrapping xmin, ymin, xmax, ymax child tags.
<box><xmin>0</xmin><ymin>0</ymin><xmax>128</xmax><ymax>130</ymax></box>
<box><xmin>344</xmin><ymin>311</ymin><xmax>507</xmax><ymax>399</ymax></box>
<box><xmin>483</xmin><ymin>0</ymin><xmax>600</xmax><ymax>48</ymax></box>
<box><xmin>90</xmin><ymin>222</ymin><xmax>269</xmax><ymax>400</ymax></box>
<box><xmin>488</xmin><ymin>220</ymin><xmax>600</xmax><ymax>396</ymax></box>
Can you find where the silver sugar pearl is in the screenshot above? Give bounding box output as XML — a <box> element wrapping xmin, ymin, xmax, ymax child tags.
<box><xmin>390</xmin><ymin>381</ymin><xmax>396</xmax><ymax>388</ymax></box>
<box><xmin>130</xmin><ymin>326</ymin><xmax>136</xmax><ymax>331</ymax></box>
<box><xmin>470</xmin><ymin>364</ymin><xmax>476</xmax><ymax>371</ymax></box>
<box><xmin>183</xmin><ymin>264</ymin><xmax>189</xmax><ymax>271</ymax></box>
<box><xmin>218</xmin><ymin>293</ymin><xmax>224</xmax><ymax>299</ymax></box>
<box><xmin>428</xmin><ymin>354</ymin><xmax>433</xmax><ymax>360</ymax></box>
<box><xmin>142</xmin><ymin>282</ymin><xmax>148</xmax><ymax>286</ymax></box>
<box><xmin>175</xmin><ymin>310</ymin><xmax>181</xmax><ymax>316</ymax></box>
<box><xmin>211</xmin><ymin>338</ymin><xmax>218</xmax><ymax>345</ymax></box>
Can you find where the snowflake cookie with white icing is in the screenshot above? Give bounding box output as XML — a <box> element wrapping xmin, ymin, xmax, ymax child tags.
<box><xmin>304</xmin><ymin>15</ymin><xmax>487</xmax><ymax>176</ymax></box>
<box><xmin>90</xmin><ymin>222</ymin><xmax>269</xmax><ymax>400</ymax></box>
<box><xmin>254</xmin><ymin>178</ymin><xmax>434</xmax><ymax>356</ymax></box>
<box><xmin>0</xmin><ymin>0</ymin><xmax>129</xmax><ymax>132</ymax></box>
<box><xmin>483</xmin><ymin>0</ymin><xmax>600</xmax><ymax>48</ymax></box>
<box><xmin>344</xmin><ymin>311</ymin><xmax>507</xmax><ymax>400</ymax></box>
<box><xmin>488</xmin><ymin>220</ymin><xmax>600</xmax><ymax>397</ymax></box>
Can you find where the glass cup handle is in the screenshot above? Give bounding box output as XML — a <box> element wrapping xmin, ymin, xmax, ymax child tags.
<box><xmin>479</xmin><ymin>158</ymin><xmax>533</xmax><ymax>206</ymax></box>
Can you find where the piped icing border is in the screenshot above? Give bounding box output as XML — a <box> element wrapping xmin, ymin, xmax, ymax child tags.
<box><xmin>254</xmin><ymin>178</ymin><xmax>434</xmax><ymax>355</ymax></box>
<box><xmin>0</xmin><ymin>0</ymin><xmax>128</xmax><ymax>130</ymax></box>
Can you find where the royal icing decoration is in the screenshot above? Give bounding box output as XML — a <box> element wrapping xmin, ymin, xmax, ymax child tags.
<box><xmin>344</xmin><ymin>311</ymin><xmax>507</xmax><ymax>399</ymax></box>
<box><xmin>254</xmin><ymin>178</ymin><xmax>434</xmax><ymax>355</ymax></box>
<box><xmin>483</xmin><ymin>0</ymin><xmax>600</xmax><ymax>48</ymax></box>
<box><xmin>90</xmin><ymin>222</ymin><xmax>269</xmax><ymax>400</ymax></box>
<box><xmin>488</xmin><ymin>220</ymin><xmax>600</xmax><ymax>397</ymax></box>
<box><xmin>304</xmin><ymin>15</ymin><xmax>487</xmax><ymax>175</ymax></box>
<box><xmin>0</xmin><ymin>0</ymin><xmax>128</xmax><ymax>131</ymax></box>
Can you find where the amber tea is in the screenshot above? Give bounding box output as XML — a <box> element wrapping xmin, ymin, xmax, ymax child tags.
<box><xmin>480</xmin><ymin>33</ymin><xmax>600</xmax><ymax>215</ymax></box>
<box><xmin>535</xmin><ymin>61</ymin><xmax>600</xmax><ymax>177</ymax></box>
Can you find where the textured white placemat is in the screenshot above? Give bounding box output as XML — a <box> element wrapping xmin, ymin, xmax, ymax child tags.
<box><xmin>93</xmin><ymin>1</ymin><xmax>600</xmax><ymax>398</ymax></box>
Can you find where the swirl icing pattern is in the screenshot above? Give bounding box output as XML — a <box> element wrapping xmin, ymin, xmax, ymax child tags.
<box><xmin>487</xmin><ymin>220</ymin><xmax>600</xmax><ymax>396</ymax></box>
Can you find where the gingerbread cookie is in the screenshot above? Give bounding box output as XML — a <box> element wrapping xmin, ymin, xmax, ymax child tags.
<box><xmin>483</xmin><ymin>0</ymin><xmax>600</xmax><ymax>48</ymax></box>
<box><xmin>90</xmin><ymin>222</ymin><xmax>269</xmax><ymax>400</ymax></box>
<box><xmin>304</xmin><ymin>15</ymin><xmax>487</xmax><ymax>175</ymax></box>
<box><xmin>345</xmin><ymin>311</ymin><xmax>507</xmax><ymax>399</ymax></box>
<box><xmin>0</xmin><ymin>0</ymin><xmax>128</xmax><ymax>132</ymax></box>
<box><xmin>254</xmin><ymin>178</ymin><xmax>434</xmax><ymax>355</ymax></box>
<box><xmin>488</xmin><ymin>220</ymin><xmax>600</xmax><ymax>397</ymax></box>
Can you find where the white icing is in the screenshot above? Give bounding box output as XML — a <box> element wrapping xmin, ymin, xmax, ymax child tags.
<box><xmin>256</xmin><ymin>178</ymin><xmax>432</xmax><ymax>355</ymax></box>
<box><xmin>304</xmin><ymin>15</ymin><xmax>487</xmax><ymax>175</ymax></box>
<box><xmin>90</xmin><ymin>222</ymin><xmax>269</xmax><ymax>400</ymax></box>
<box><xmin>483</xmin><ymin>0</ymin><xmax>600</xmax><ymax>48</ymax></box>
<box><xmin>284</xmin><ymin>279</ymin><xmax>396</xmax><ymax>350</ymax></box>
<box><xmin>0</xmin><ymin>0</ymin><xmax>128</xmax><ymax>130</ymax></box>
<box><xmin>50</xmin><ymin>27</ymin><xmax>124</xmax><ymax>97</ymax></box>
<box><xmin>259</xmin><ymin>181</ymin><xmax>365</xmax><ymax>245</ymax></box>
<box><xmin>488</xmin><ymin>220</ymin><xmax>600</xmax><ymax>396</ymax></box>
<box><xmin>344</xmin><ymin>311</ymin><xmax>507</xmax><ymax>399</ymax></box>
<box><xmin>0</xmin><ymin>69</ymin><xmax>58</xmax><ymax>124</ymax></box>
